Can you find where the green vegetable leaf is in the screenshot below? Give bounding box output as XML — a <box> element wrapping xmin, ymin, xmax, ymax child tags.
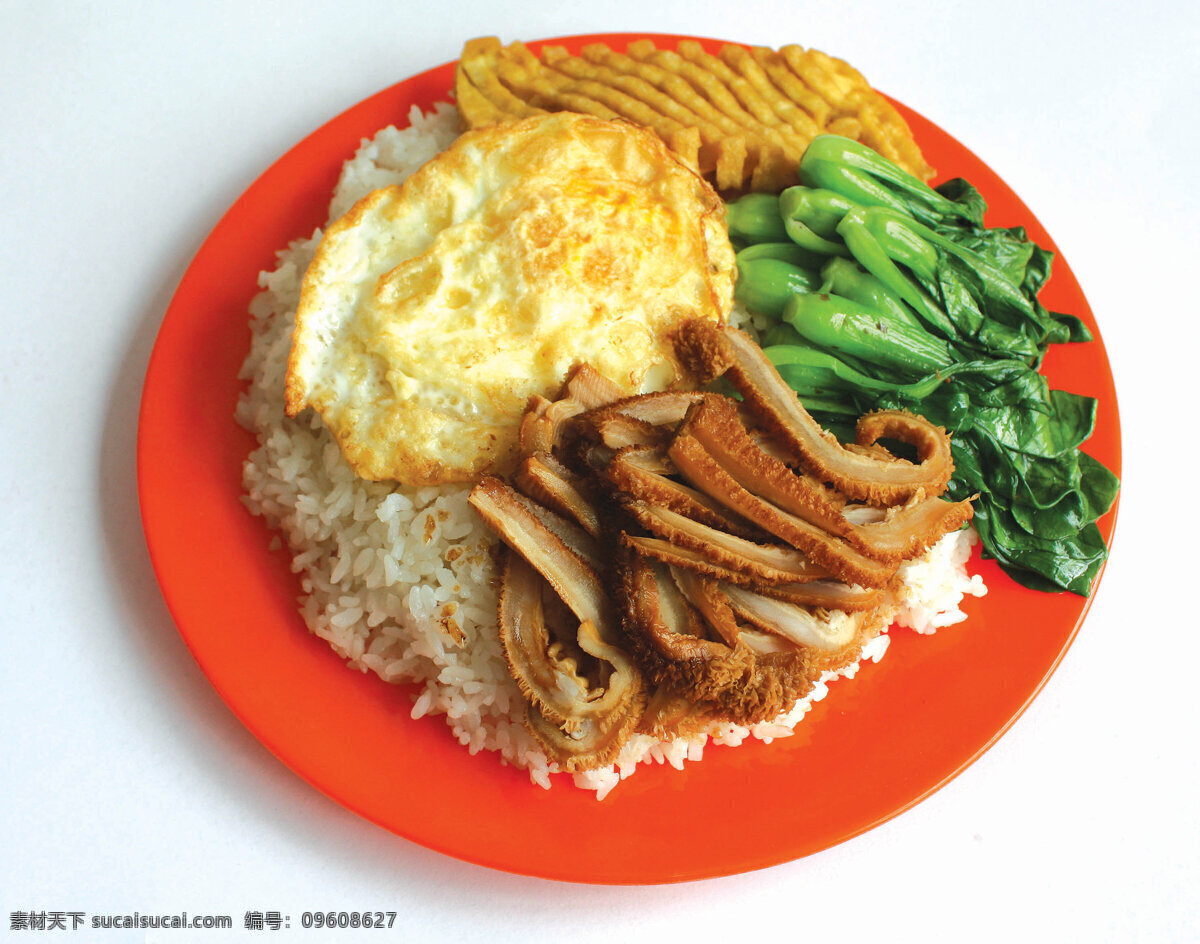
<box><xmin>739</xmin><ymin>137</ymin><xmax>1119</xmax><ymax>596</ymax></box>
<box><xmin>800</xmin><ymin>135</ymin><xmax>984</xmax><ymax>228</ymax></box>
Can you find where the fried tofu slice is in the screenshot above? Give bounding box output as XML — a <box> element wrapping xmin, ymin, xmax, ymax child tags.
<box><xmin>454</xmin><ymin>36</ymin><xmax>934</xmax><ymax>191</ymax></box>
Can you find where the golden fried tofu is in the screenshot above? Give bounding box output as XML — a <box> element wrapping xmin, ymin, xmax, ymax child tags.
<box><xmin>454</xmin><ymin>36</ymin><xmax>934</xmax><ymax>191</ymax></box>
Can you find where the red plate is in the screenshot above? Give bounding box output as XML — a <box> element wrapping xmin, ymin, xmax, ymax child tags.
<box><xmin>137</xmin><ymin>33</ymin><xmax>1121</xmax><ymax>884</ymax></box>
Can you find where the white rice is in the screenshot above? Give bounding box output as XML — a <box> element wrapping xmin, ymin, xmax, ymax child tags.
<box><xmin>236</xmin><ymin>104</ymin><xmax>987</xmax><ymax>800</ymax></box>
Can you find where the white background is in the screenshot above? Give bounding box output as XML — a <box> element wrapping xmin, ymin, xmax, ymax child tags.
<box><xmin>3</xmin><ymin>1</ymin><xmax>1197</xmax><ymax>941</ymax></box>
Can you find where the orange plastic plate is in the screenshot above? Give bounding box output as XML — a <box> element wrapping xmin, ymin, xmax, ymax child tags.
<box><xmin>137</xmin><ymin>33</ymin><xmax>1121</xmax><ymax>884</ymax></box>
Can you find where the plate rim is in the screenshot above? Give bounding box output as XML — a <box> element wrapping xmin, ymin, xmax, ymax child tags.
<box><xmin>136</xmin><ymin>32</ymin><xmax>1121</xmax><ymax>884</ymax></box>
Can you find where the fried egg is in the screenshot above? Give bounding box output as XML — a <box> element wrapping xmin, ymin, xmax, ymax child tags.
<box><xmin>284</xmin><ymin>111</ymin><xmax>735</xmax><ymax>485</ymax></box>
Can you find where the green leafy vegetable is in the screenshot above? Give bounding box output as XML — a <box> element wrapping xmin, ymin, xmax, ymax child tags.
<box><xmin>799</xmin><ymin>135</ymin><xmax>984</xmax><ymax>229</ymax></box>
<box><xmin>726</xmin><ymin>192</ymin><xmax>789</xmax><ymax>244</ymax></box>
<box><xmin>783</xmin><ymin>292</ymin><xmax>955</xmax><ymax>375</ymax></box>
<box><xmin>727</xmin><ymin>134</ymin><xmax>1119</xmax><ymax>595</ymax></box>
<box><xmin>734</xmin><ymin>254</ymin><xmax>822</xmax><ymax>318</ymax></box>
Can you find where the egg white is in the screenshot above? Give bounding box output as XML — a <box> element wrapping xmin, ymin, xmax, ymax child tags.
<box><xmin>286</xmin><ymin>111</ymin><xmax>735</xmax><ymax>485</ymax></box>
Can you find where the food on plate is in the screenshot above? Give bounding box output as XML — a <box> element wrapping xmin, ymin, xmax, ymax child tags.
<box><xmin>724</xmin><ymin>135</ymin><xmax>1120</xmax><ymax>594</ymax></box>
<box><xmin>237</xmin><ymin>40</ymin><xmax>1016</xmax><ymax>800</ymax></box>
<box><xmin>674</xmin><ymin>320</ymin><xmax>958</xmax><ymax>505</ymax></box>
<box><xmin>285</xmin><ymin>111</ymin><xmax>734</xmax><ymax>485</ymax></box>
<box><xmin>467</xmin><ymin>325</ymin><xmax>975</xmax><ymax>770</ymax></box>
<box><xmin>454</xmin><ymin>37</ymin><xmax>932</xmax><ymax>192</ymax></box>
